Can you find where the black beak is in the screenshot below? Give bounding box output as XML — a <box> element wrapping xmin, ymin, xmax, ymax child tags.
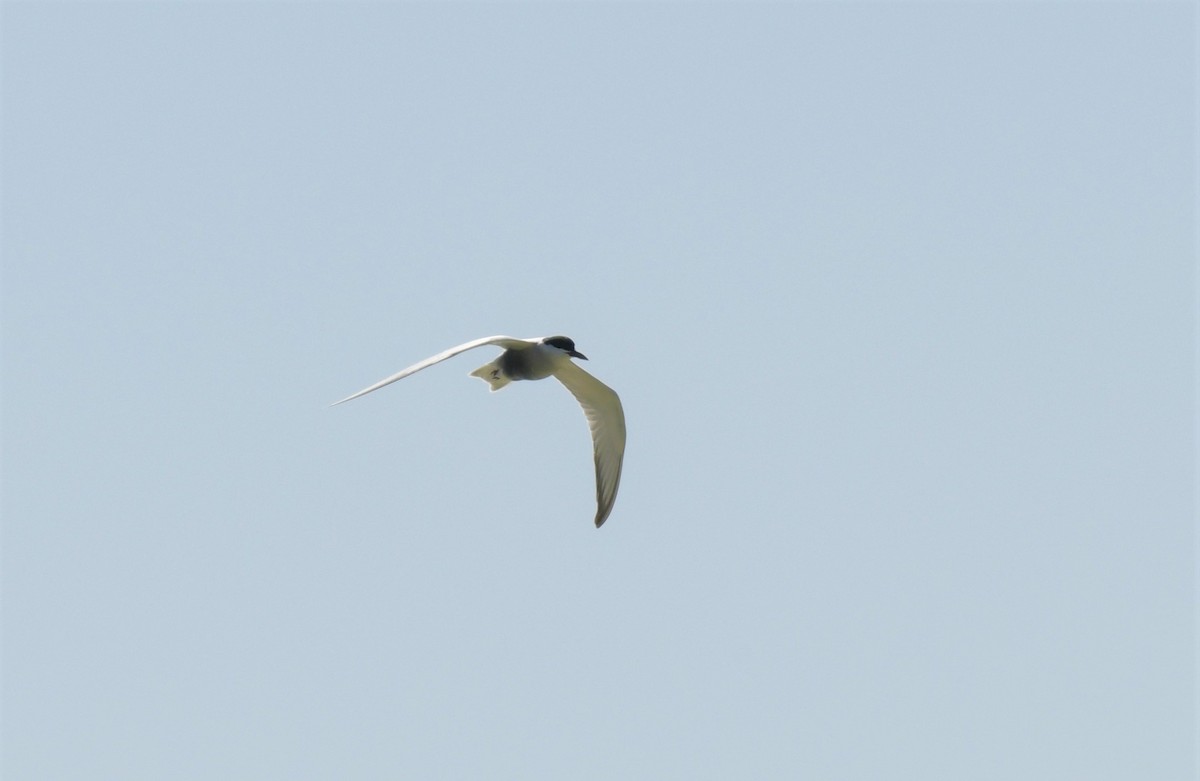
<box><xmin>569</xmin><ymin>350</ymin><xmax>588</xmax><ymax>360</ymax></box>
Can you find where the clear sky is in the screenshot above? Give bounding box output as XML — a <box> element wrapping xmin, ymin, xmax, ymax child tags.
<box><xmin>3</xmin><ymin>3</ymin><xmax>1194</xmax><ymax>779</ymax></box>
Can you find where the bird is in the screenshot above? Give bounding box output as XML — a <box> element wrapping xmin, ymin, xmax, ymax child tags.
<box><xmin>333</xmin><ymin>335</ymin><xmax>626</xmax><ymax>528</ymax></box>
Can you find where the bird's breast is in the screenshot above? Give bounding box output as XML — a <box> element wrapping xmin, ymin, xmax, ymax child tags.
<box><xmin>499</xmin><ymin>347</ymin><xmax>556</xmax><ymax>381</ymax></box>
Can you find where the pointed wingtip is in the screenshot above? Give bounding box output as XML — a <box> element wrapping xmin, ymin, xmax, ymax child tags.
<box><xmin>330</xmin><ymin>388</ymin><xmax>372</xmax><ymax>406</ymax></box>
<box><xmin>331</xmin><ymin>390</ymin><xmax>370</xmax><ymax>406</ymax></box>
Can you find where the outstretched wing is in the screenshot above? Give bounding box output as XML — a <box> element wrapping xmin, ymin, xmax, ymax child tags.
<box><xmin>552</xmin><ymin>361</ymin><xmax>626</xmax><ymax>527</ymax></box>
<box><xmin>333</xmin><ymin>335</ymin><xmax>534</xmax><ymax>406</ymax></box>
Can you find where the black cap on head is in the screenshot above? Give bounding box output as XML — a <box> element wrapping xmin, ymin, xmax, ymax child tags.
<box><xmin>543</xmin><ymin>335</ymin><xmax>587</xmax><ymax>360</ymax></box>
<box><xmin>542</xmin><ymin>335</ymin><xmax>575</xmax><ymax>351</ymax></box>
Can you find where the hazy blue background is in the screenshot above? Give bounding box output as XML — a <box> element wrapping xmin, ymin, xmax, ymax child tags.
<box><xmin>3</xmin><ymin>3</ymin><xmax>1194</xmax><ymax>779</ymax></box>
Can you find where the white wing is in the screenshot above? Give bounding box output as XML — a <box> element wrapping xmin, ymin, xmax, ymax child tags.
<box><xmin>552</xmin><ymin>361</ymin><xmax>626</xmax><ymax>527</ymax></box>
<box><xmin>332</xmin><ymin>335</ymin><xmax>535</xmax><ymax>406</ymax></box>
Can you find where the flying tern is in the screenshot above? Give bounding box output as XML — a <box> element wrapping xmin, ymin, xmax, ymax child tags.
<box><xmin>334</xmin><ymin>335</ymin><xmax>626</xmax><ymax>528</ymax></box>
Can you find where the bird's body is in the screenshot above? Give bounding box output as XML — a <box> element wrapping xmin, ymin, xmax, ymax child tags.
<box><xmin>470</xmin><ymin>338</ymin><xmax>571</xmax><ymax>390</ymax></box>
<box><xmin>334</xmin><ymin>335</ymin><xmax>625</xmax><ymax>528</ymax></box>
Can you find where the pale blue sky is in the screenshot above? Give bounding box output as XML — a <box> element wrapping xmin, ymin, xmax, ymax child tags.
<box><xmin>3</xmin><ymin>3</ymin><xmax>1195</xmax><ymax>779</ymax></box>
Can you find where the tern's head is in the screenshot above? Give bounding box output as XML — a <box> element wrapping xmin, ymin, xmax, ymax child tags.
<box><xmin>542</xmin><ymin>335</ymin><xmax>588</xmax><ymax>360</ymax></box>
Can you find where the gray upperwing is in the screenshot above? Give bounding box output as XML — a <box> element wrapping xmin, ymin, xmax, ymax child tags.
<box><xmin>333</xmin><ymin>335</ymin><xmax>533</xmax><ymax>405</ymax></box>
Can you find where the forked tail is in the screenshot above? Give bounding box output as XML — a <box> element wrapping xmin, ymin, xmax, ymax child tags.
<box><xmin>469</xmin><ymin>360</ymin><xmax>513</xmax><ymax>392</ymax></box>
